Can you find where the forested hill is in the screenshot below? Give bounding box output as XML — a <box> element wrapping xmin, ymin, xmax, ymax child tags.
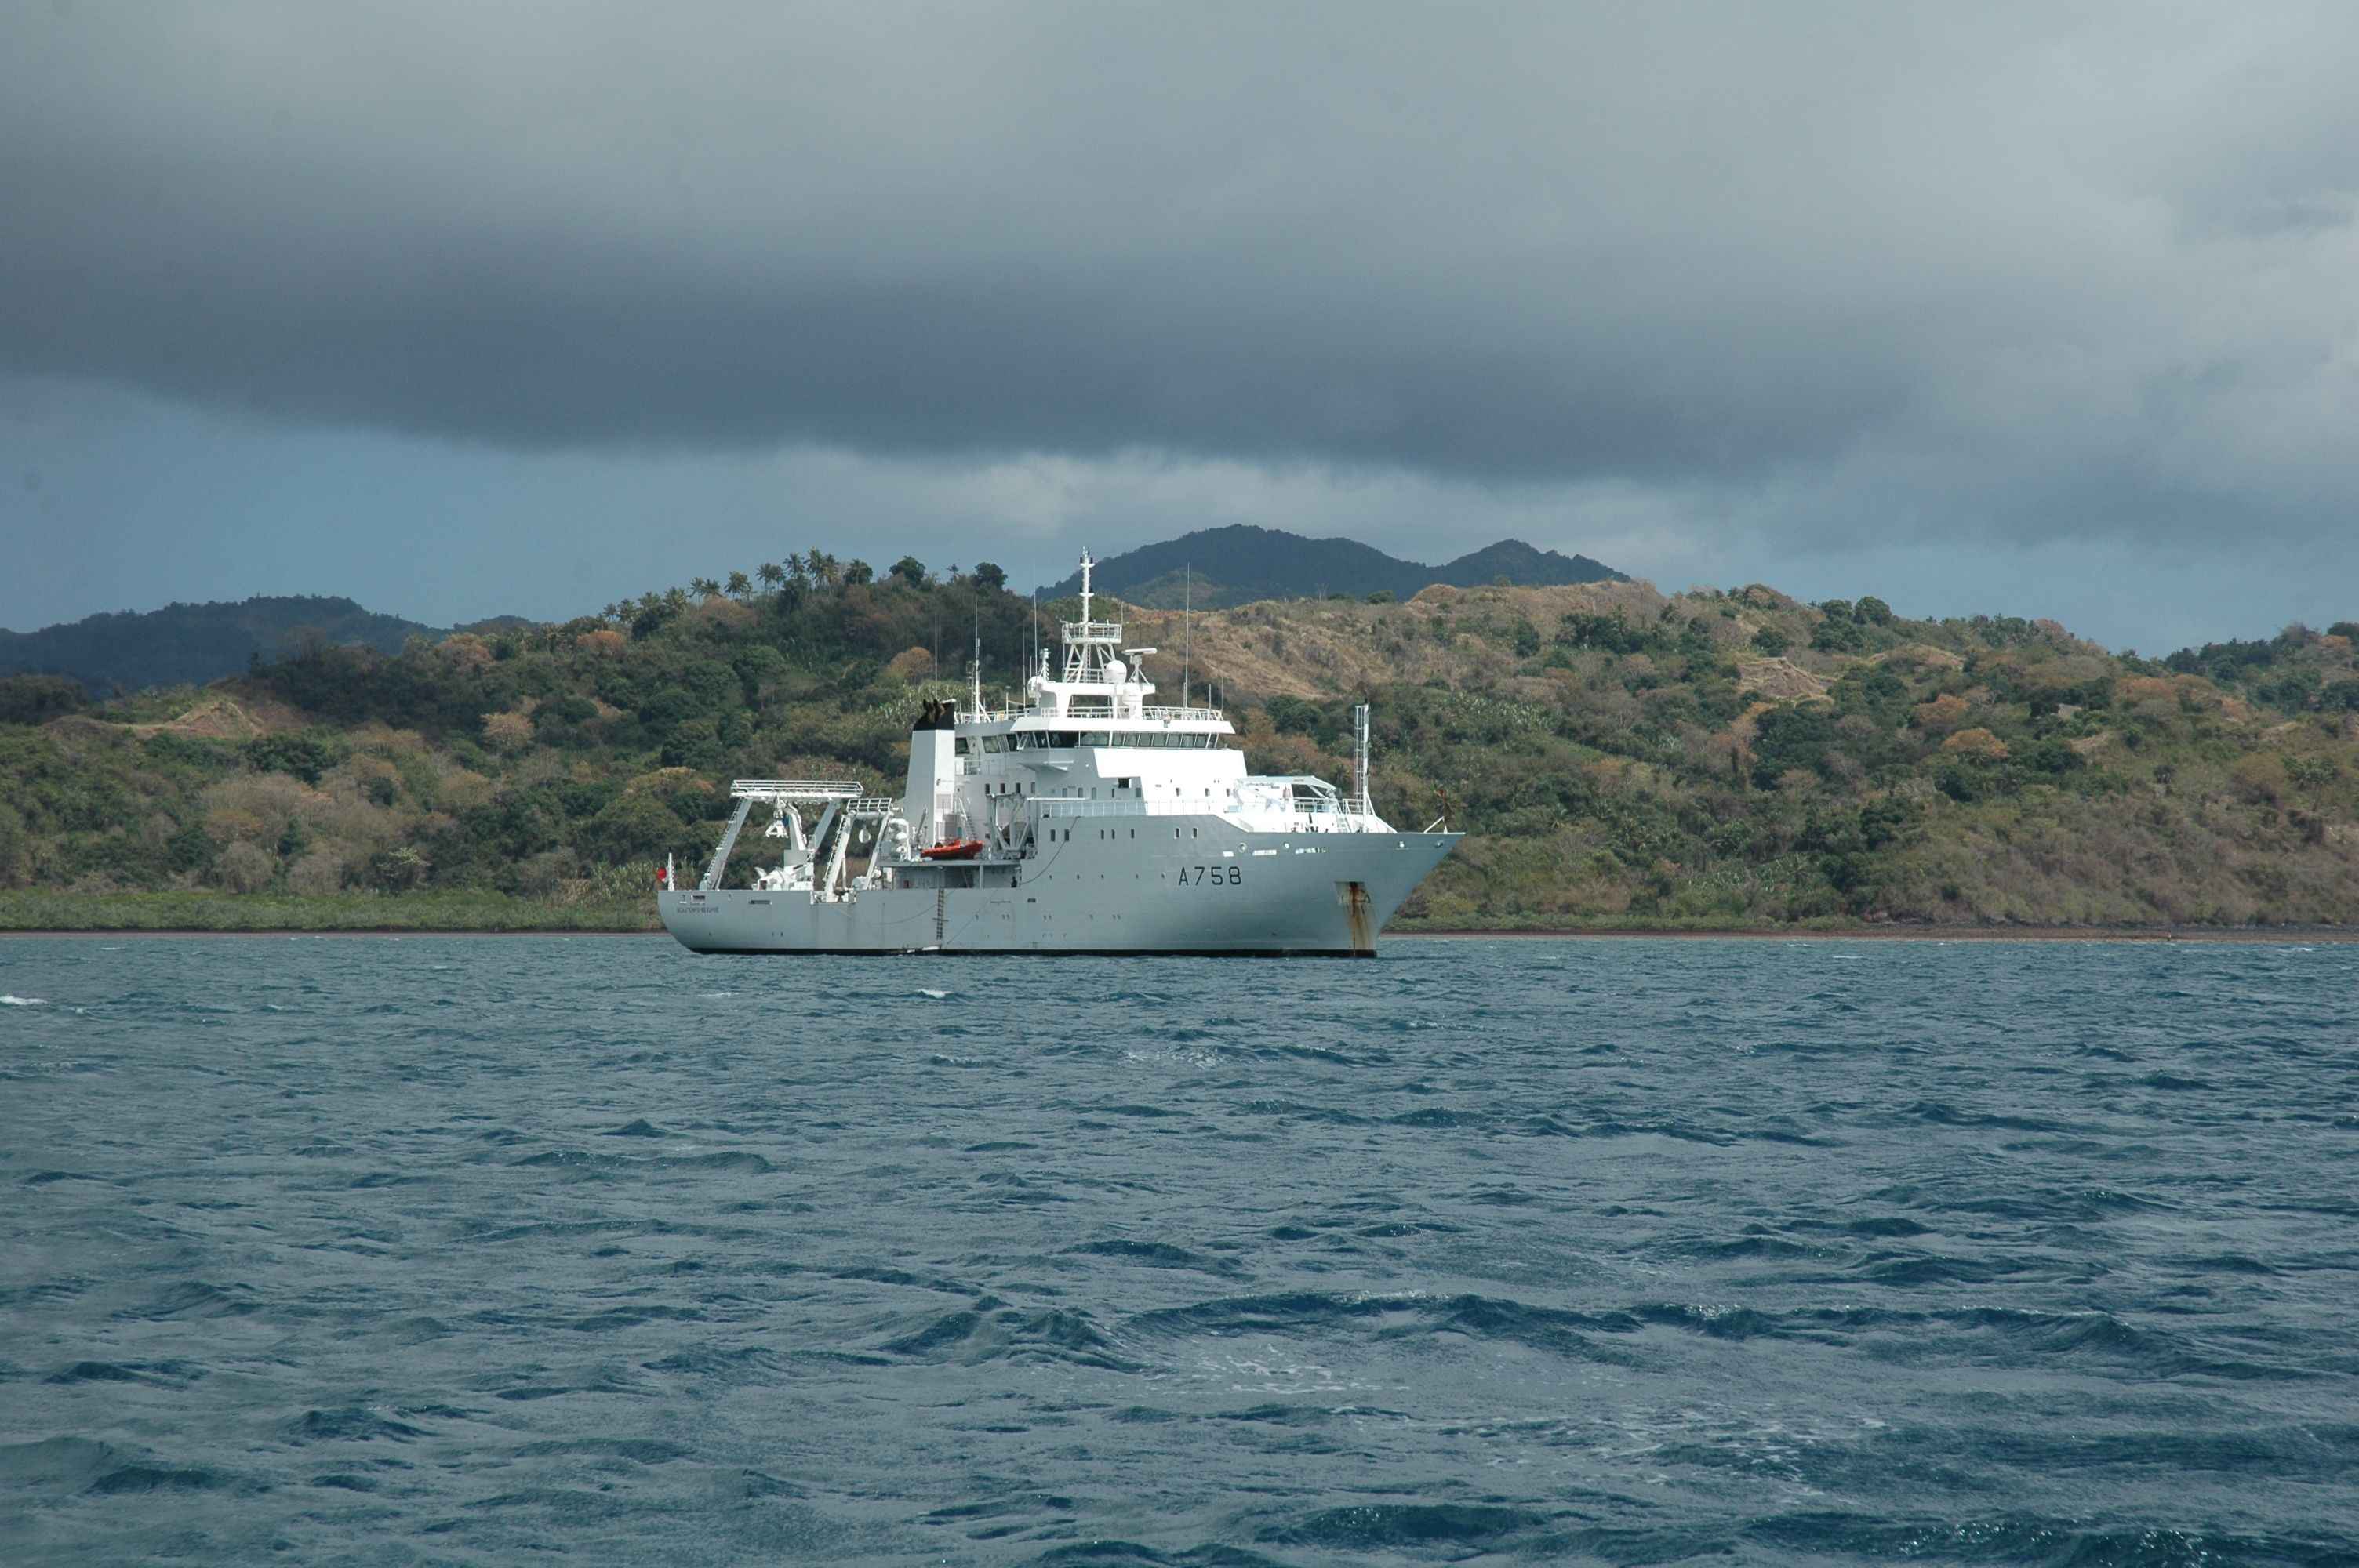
<box><xmin>0</xmin><ymin>595</ymin><xmax>518</xmax><ymax>693</ymax></box>
<box><xmin>2</xmin><ymin>561</ymin><xmax>2357</xmax><ymax>930</ymax></box>
<box><xmin>1038</xmin><ymin>525</ymin><xmax>1624</xmax><ymax>608</ymax></box>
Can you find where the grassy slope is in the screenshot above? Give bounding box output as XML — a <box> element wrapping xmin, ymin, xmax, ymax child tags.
<box><xmin>1</xmin><ymin>573</ymin><xmax>2354</xmax><ymax>931</ymax></box>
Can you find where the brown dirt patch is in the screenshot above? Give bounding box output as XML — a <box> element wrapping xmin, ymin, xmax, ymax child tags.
<box><xmin>1873</xmin><ymin>643</ymin><xmax>1967</xmax><ymax>672</ymax></box>
<box><xmin>1735</xmin><ymin>657</ymin><xmax>1830</xmax><ymax>703</ymax></box>
<box><xmin>57</xmin><ymin>694</ymin><xmax>304</xmax><ymax>743</ymax></box>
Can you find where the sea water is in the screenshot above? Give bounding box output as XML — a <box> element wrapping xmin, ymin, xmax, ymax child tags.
<box><xmin>2</xmin><ymin>935</ymin><xmax>2354</xmax><ymax>1565</ymax></box>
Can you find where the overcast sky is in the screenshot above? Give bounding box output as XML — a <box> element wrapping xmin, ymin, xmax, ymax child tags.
<box><xmin>5</xmin><ymin>2</ymin><xmax>2354</xmax><ymax>652</ymax></box>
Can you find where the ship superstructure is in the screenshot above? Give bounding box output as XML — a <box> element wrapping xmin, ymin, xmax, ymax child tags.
<box><xmin>659</xmin><ymin>554</ymin><xmax>1459</xmax><ymax>955</ymax></box>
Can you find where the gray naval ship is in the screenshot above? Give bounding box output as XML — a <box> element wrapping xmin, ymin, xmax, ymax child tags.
<box><xmin>660</xmin><ymin>555</ymin><xmax>1459</xmax><ymax>956</ymax></box>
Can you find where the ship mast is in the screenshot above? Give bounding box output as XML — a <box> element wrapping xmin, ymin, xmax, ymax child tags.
<box><xmin>1060</xmin><ymin>551</ymin><xmax>1121</xmax><ymax>685</ymax></box>
<box><xmin>1183</xmin><ymin>563</ymin><xmax>1192</xmax><ymax>708</ymax></box>
<box><xmin>969</xmin><ymin>602</ymin><xmax>983</xmax><ymax>718</ymax></box>
<box><xmin>1353</xmin><ymin>702</ymin><xmax>1371</xmax><ymax>814</ymax></box>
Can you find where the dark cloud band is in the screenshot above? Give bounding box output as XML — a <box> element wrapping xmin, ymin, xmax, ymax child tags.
<box><xmin>2</xmin><ymin>2</ymin><xmax>2354</xmax><ymax>546</ymax></box>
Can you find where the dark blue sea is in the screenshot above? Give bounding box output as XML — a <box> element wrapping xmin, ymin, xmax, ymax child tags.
<box><xmin>3</xmin><ymin>935</ymin><xmax>2357</xmax><ymax>1566</ymax></box>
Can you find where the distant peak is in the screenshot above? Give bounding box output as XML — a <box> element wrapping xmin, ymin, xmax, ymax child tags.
<box><xmin>1036</xmin><ymin>528</ymin><xmax>1623</xmax><ymax>609</ymax></box>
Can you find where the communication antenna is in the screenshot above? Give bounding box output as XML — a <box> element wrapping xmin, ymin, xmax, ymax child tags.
<box><xmin>932</xmin><ymin>608</ymin><xmax>940</xmax><ymax>682</ymax></box>
<box><xmin>970</xmin><ymin>601</ymin><xmax>983</xmax><ymax>717</ymax></box>
<box><xmin>1183</xmin><ymin>563</ymin><xmax>1193</xmax><ymax>708</ymax></box>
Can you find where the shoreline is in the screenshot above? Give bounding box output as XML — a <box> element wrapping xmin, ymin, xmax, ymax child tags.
<box><xmin>0</xmin><ymin>927</ymin><xmax>664</xmax><ymax>939</ymax></box>
<box><xmin>4</xmin><ymin>924</ymin><xmax>2351</xmax><ymax>943</ymax></box>
<box><xmin>1403</xmin><ymin>925</ymin><xmax>2359</xmax><ymax>943</ymax></box>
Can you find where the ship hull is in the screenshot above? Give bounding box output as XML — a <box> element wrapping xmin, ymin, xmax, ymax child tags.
<box><xmin>660</xmin><ymin>827</ymin><xmax>1459</xmax><ymax>956</ymax></box>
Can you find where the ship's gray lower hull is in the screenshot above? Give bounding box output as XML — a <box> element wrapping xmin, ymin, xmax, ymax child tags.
<box><xmin>660</xmin><ymin>829</ymin><xmax>1458</xmax><ymax>955</ymax></box>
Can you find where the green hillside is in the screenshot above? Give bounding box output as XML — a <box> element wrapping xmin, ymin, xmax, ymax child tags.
<box><xmin>2</xmin><ymin>559</ymin><xmax>2355</xmax><ymax>931</ymax></box>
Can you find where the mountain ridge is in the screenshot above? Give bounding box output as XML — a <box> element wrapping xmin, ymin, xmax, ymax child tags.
<box><xmin>2</xmin><ymin>527</ymin><xmax>1620</xmax><ymax>692</ymax></box>
<box><xmin>0</xmin><ymin>595</ymin><xmax>519</xmax><ymax>695</ymax></box>
<box><xmin>1037</xmin><ymin>525</ymin><xmax>1624</xmax><ymax>608</ymax></box>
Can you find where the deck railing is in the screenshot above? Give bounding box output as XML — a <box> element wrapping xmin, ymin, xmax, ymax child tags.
<box><xmin>729</xmin><ymin>779</ymin><xmax>863</xmax><ymax>800</ymax></box>
<box><xmin>1033</xmin><ymin>797</ymin><xmax>1380</xmax><ymax>830</ymax></box>
<box><xmin>972</xmin><ymin>704</ymin><xmax>1228</xmax><ymax>724</ymax></box>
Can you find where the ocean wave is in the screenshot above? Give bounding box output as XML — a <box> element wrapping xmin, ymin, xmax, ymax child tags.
<box><xmin>43</xmin><ymin>1359</ymin><xmax>199</xmax><ymax>1388</ymax></box>
<box><xmin>85</xmin><ymin>1462</ymin><xmax>249</xmax><ymax>1496</ymax></box>
<box><xmin>1259</xmin><ymin>1503</ymin><xmax>1553</xmax><ymax>1551</ymax></box>
<box><xmin>285</xmin><ymin>1406</ymin><xmax>431</xmax><ymax>1444</ymax></box>
<box><xmin>1064</xmin><ymin>1238</ymin><xmax>1238</xmax><ymax>1275</ymax></box>
<box><xmin>641</xmin><ymin>1345</ymin><xmax>783</xmax><ymax>1382</ymax></box>
<box><xmin>119</xmin><ymin>1281</ymin><xmax>260</xmax><ymax>1320</ymax></box>
<box><xmin>1744</xmin><ymin>1509</ymin><xmax>2350</xmax><ymax>1566</ymax></box>
<box><xmin>878</xmin><ymin>1304</ymin><xmax>1140</xmax><ymax>1371</ymax></box>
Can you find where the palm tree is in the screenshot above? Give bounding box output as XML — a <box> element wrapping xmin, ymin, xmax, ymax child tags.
<box><xmin>725</xmin><ymin>569</ymin><xmax>752</xmax><ymax>600</ymax></box>
<box><xmin>758</xmin><ymin>562</ymin><xmax>785</xmax><ymax>593</ymax></box>
<box><xmin>689</xmin><ymin>575</ymin><xmax>722</xmax><ymax>599</ymax></box>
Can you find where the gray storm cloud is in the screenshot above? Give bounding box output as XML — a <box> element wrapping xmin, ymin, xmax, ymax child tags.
<box><xmin>3</xmin><ymin>2</ymin><xmax>2355</xmax><ymax>546</ymax></box>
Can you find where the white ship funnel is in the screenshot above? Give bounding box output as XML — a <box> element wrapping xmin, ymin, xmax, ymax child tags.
<box><xmin>903</xmin><ymin>698</ymin><xmax>960</xmax><ymax>846</ymax></box>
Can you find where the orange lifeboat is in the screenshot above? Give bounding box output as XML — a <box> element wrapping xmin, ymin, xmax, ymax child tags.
<box><xmin>918</xmin><ymin>839</ymin><xmax>984</xmax><ymax>862</ymax></box>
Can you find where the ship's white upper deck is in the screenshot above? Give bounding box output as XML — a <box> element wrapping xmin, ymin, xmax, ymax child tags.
<box><xmin>953</xmin><ymin>550</ymin><xmax>1235</xmax><ymax>738</ymax></box>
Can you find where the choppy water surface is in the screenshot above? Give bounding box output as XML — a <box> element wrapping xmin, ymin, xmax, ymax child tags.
<box><xmin>3</xmin><ymin>935</ymin><xmax>2357</xmax><ymax>1566</ymax></box>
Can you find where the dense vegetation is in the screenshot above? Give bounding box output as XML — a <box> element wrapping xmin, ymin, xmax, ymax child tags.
<box><xmin>1037</xmin><ymin>526</ymin><xmax>1623</xmax><ymax>608</ymax></box>
<box><xmin>0</xmin><ymin>594</ymin><xmax>529</xmax><ymax>694</ymax></box>
<box><xmin>2</xmin><ymin>555</ymin><xmax>2355</xmax><ymax>931</ymax></box>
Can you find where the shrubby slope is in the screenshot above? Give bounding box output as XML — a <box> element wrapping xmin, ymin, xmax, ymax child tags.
<box><xmin>2</xmin><ymin>559</ymin><xmax>2354</xmax><ymax>929</ymax></box>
